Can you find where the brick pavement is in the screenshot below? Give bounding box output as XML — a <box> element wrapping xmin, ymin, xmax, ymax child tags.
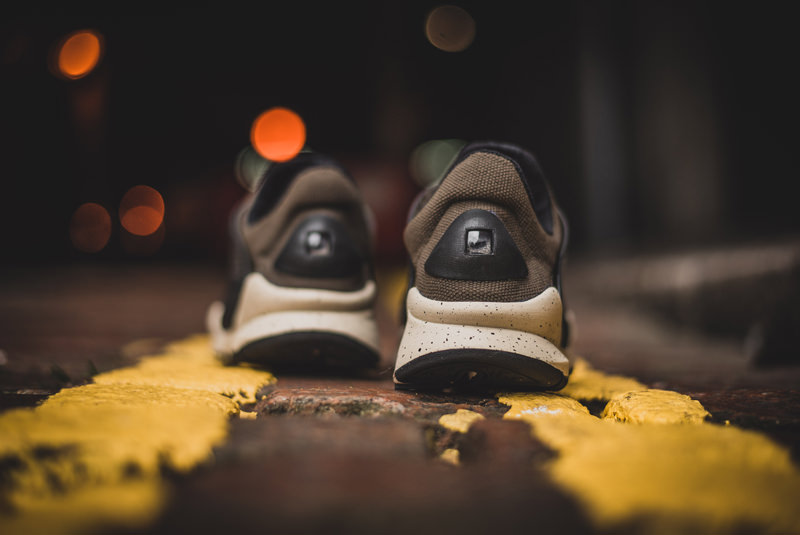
<box><xmin>2</xmin><ymin>262</ymin><xmax>799</xmax><ymax>534</ymax></box>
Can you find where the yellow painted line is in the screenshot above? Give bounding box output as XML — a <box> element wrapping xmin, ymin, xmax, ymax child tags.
<box><xmin>560</xmin><ymin>355</ymin><xmax>647</xmax><ymax>400</ymax></box>
<box><xmin>0</xmin><ymin>335</ymin><xmax>275</xmax><ymax>534</ymax></box>
<box><xmin>496</xmin><ymin>358</ymin><xmax>800</xmax><ymax>533</ymax></box>
<box><xmin>439</xmin><ymin>448</ymin><xmax>460</xmax><ymax>466</ymax></box>
<box><xmin>603</xmin><ymin>389</ymin><xmax>709</xmax><ymax>424</ymax></box>
<box><xmin>93</xmin><ymin>335</ymin><xmax>270</xmax><ymax>405</ymax></box>
<box><xmin>437</xmin><ymin>410</ymin><xmax>486</xmax><ymax>465</ymax></box>
<box><xmin>438</xmin><ymin>408</ymin><xmax>485</xmax><ymax>434</ymax></box>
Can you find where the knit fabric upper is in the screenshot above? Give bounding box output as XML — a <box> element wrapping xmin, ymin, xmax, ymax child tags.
<box><xmin>240</xmin><ymin>160</ymin><xmax>374</xmax><ymax>292</ymax></box>
<box><xmin>405</xmin><ymin>149</ymin><xmax>563</xmax><ymax>303</ymax></box>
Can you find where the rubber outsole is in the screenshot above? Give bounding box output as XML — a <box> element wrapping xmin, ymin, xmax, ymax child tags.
<box><xmin>393</xmin><ymin>348</ymin><xmax>568</xmax><ymax>392</ymax></box>
<box><xmin>206</xmin><ymin>273</ymin><xmax>381</xmax><ymax>371</ymax></box>
<box><xmin>230</xmin><ymin>331</ymin><xmax>380</xmax><ymax>373</ymax></box>
<box><xmin>393</xmin><ymin>286</ymin><xmax>570</xmax><ymax>391</ymax></box>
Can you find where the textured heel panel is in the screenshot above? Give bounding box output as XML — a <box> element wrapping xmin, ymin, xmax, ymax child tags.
<box><xmin>444</xmin><ymin>141</ymin><xmax>554</xmax><ymax>234</ymax></box>
<box><xmin>424</xmin><ymin>209</ymin><xmax>527</xmax><ymax>281</ymax></box>
<box><xmin>275</xmin><ymin>214</ymin><xmax>365</xmax><ymax>279</ymax></box>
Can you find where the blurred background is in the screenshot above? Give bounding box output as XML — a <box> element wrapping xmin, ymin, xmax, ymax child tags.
<box><xmin>3</xmin><ymin>0</ymin><xmax>799</xmax><ymax>263</ymax></box>
<box><xmin>2</xmin><ymin>1</ymin><xmax>799</xmax><ymax>375</ymax></box>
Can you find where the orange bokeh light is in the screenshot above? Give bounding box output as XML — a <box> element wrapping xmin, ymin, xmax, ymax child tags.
<box><xmin>57</xmin><ymin>30</ymin><xmax>102</xmax><ymax>80</ymax></box>
<box><xmin>250</xmin><ymin>107</ymin><xmax>306</xmax><ymax>162</ymax></box>
<box><xmin>119</xmin><ymin>185</ymin><xmax>165</xmax><ymax>236</ymax></box>
<box><xmin>70</xmin><ymin>202</ymin><xmax>112</xmax><ymax>253</ymax></box>
<box><xmin>425</xmin><ymin>5</ymin><xmax>476</xmax><ymax>53</ymax></box>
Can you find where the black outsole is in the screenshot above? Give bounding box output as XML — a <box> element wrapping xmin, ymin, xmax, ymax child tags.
<box><xmin>231</xmin><ymin>331</ymin><xmax>380</xmax><ymax>374</ymax></box>
<box><xmin>394</xmin><ymin>349</ymin><xmax>568</xmax><ymax>393</ymax></box>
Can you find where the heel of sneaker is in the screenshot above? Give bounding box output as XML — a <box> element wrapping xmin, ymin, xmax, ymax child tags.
<box><xmin>393</xmin><ymin>288</ymin><xmax>570</xmax><ymax>390</ymax></box>
<box><xmin>207</xmin><ymin>272</ymin><xmax>380</xmax><ymax>370</ymax></box>
<box><xmin>209</xmin><ymin>305</ymin><xmax>380</xmax><ymax>370</ymax></box>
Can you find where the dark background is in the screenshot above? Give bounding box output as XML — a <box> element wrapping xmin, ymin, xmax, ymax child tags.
<box><xmin>2</xmin><ymin>1</ymin><xmax>798</xmax><ymax>267</ymax></box>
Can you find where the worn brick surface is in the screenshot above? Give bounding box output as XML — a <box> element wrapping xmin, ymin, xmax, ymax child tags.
<box><xmin>681</xmin><ymin>388</ymin><xmax>800</xmax><ymax>460</ymax></box>
<box><xmin>258</xmin><ymin>377</ymin><xmax>509</xmax><ymax>424</ymax></box>
<box><xmin>155</xmin><ymin>416</ymin><xmax>592</xmax><ymax>535</ymax></box>
<box><xmin>3</xmin><ymin>265</ymin><xmax>800</xmax><ymax>535</ymax></box>
<box><xmin>218</xmin><ymin>416</ymin><xmax>429</xmax><ymax>461</ymax></box>
<box><xmin>153</xmin><ymin>376</ymin><xmax>589</xmax><ymax>534</ymax></box>
<box><xmin>459</xmin><ymin>419</ymin><xmax>556</xmax><ymax>467</ymax></box>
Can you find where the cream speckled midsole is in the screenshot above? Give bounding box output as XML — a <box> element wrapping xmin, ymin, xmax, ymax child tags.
<box><xmin>394</xmin><ymin>287</ymin><xmax>570</xmax><ymax>381</ymax></box>
<box><xmin>207</xmin><ymin>272</ymin><xmax>379</xmax><ymax>357</ymax></box>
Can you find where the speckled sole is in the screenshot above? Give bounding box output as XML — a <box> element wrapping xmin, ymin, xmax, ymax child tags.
<box><xmin>393</xmin><ymin>287</ymin><xmax>570</xmax><ymax>391</ymax></box>
<box><xmin>206</xmin><ymin>272</ymin><xmax>380</xmax><ymax>367</ymax></box>
<box><xmin>394</xmin><ymin>348</ymin><xmax>568</xmax><ymax>391</ymax></box>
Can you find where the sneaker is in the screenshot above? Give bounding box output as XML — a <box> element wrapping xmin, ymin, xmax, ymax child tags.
<box><xmin>207</xmin><ymin>151</ymin><xmax>381</xmax><ymax>371</ymax></box>
<box><xmin>393</xmin><ymin>141</ymin><xmax>571</xmax><ymax>391</ymax></box>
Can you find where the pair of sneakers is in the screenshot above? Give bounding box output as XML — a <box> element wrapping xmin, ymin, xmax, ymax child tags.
<box><xmin>207</xmin><ymin>141</ymin><xmax>571</xmax><ymax>391</ymax></box>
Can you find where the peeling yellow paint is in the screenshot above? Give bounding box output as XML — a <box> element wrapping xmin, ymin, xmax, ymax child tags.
<box><xmin>500</xmin><ymin>392</ymin><xmax>591</xmax><ymax>419</ymax></box>
<box><xmin>94</xmin><ymin>335</ymin><xmax>270</xmax><ymax>405</ymax></box>
<box><xmin>43</xmin><ymin>383</ymin><xmax>240</xmax><ymax>415</ymax></box>
<box><xmin>560</xmin><ymin>356</ymin><xmax>646</xmax><ymax>400</ymax></box>
<box><xmin>1</xmin><ymin>481</ymin><xmax>167</xmax><ymax>535</ymax></box>
<box><xmin>438</xmin><ymin>409</ymin><xmax>485</xmax><ymax>433</ymax></box>
<box><xmin>0</xmin><ymin>335</ymin><xmax>275</xmax><ymax>534</ymax></box>
<box><xmin>439</xmin><ymin>448</ymin><xmax>460</xmax><ymax>465</ymax></box>
<box><xmin>603</xmin><ymin>389</ymin><xmax>710</xmax><ymax>424</ymax></box>
<box><xmin>499</xmin><ymin>360</ymin><xmax>800</xmax><ymax>533</ymax></box>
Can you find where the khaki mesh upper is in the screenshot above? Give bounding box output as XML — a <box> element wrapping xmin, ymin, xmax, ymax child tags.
<box><xmin>405</xmin><ymin>152</ymin><xmax>563</xmax><ymax>302</ymax></box>
<box><xmin>242</xmin><ymin>166</ymin><xmax>373</xmax><ymax>292</ymax></box>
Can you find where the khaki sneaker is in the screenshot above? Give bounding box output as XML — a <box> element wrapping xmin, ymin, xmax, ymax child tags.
<box><xmin>393</xmin><ymin>141</ymin><xmax>571</xmax><ymax>391</ymax></box>
<box><xmin>207</xmin><ymin>152</ymin><xmax>381</xmax><ymax>372</ymax></box>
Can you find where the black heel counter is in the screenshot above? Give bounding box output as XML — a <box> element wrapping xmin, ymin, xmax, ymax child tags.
<box><xmin>424</xmin><ymin>209</ymin><xmax>528</xmax><ymax>282</ymax></box>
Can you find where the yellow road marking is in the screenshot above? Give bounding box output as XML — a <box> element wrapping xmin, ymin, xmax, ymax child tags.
<box><xmin>6</xmin><ymin>333</ymin><xmax>800</xmax><ymax>534</ymax></box>
<box><xmin>94</xmin><ymin>335</ymin><xmax>270</xmax><ymax>405</ymax></box>
<box><xmin>439</xmin><ymin>448</ymin><xmax>461</xmax><ymax>465</ymax></box>
<box><xmin>560</xmin><ymin>355</ymin><xmax>646</xmax><ymax>400</ymax></box>
<box><xmin>603</xmin><ymin>389</ymin><xmax>709</xmax><ymax>424</ymax></box>
<box><xmin>496</xmin><ymin>358</ymin><xmax>800</xmax><ymax>533</ymax></box>
<box><xmin>438</xmin><ymin>408</ymin><xmax>485</xmax><ymax>433</ymax></box>
<box><xmin>0</xmin><ymin>335</ymin><xmax>275</xmax><ymax>534</ymax></box>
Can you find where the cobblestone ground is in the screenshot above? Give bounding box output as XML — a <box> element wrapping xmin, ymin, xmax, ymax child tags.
<box><xmin>1</xmin><ymin>259</ymin><xmax>799</xmax><ymax>534</ymax></box>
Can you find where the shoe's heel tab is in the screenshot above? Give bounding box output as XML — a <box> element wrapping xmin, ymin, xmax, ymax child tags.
<box><xmin>445</xmin><ymin>141</ymin><xmax>555</xmax><ymax>235</ymax></box>
<box><xmin>248</xmin><ymin>152</ymin><xmax>357</xmax><ymax>223</ymax></box>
